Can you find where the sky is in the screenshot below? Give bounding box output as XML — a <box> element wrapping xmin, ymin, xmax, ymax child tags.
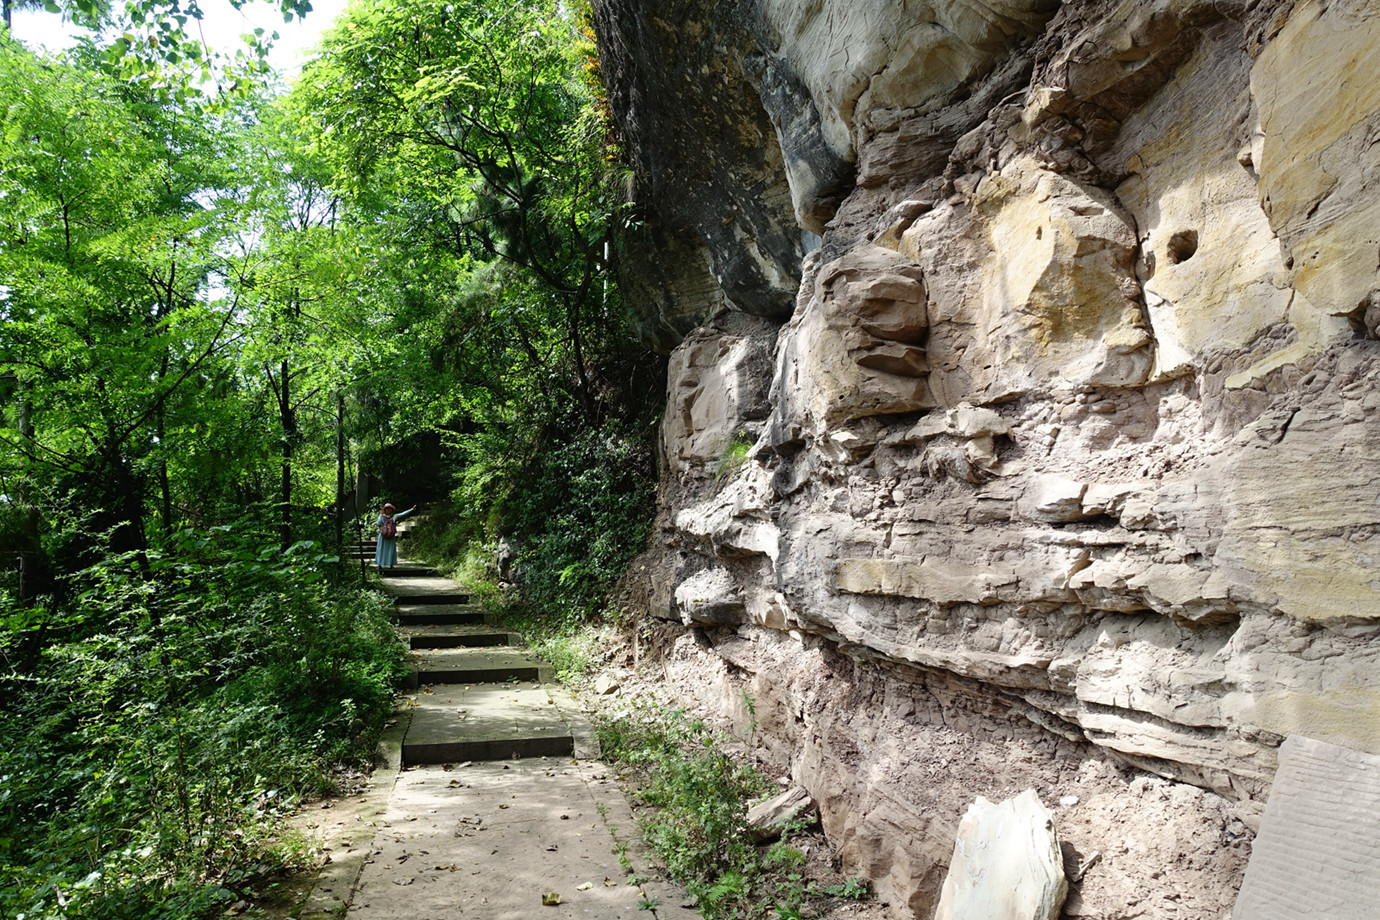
<box><xmin>9</xmin><ymin>0</ymin><xmax>351</xmax><ymax>76</ymax></box>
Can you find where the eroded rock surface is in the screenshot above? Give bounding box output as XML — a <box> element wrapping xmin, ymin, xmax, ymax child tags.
<box><xmin>593</xmin><ymin>0</ymin><xmax>1380</xmax><ymax>915</ymax></box>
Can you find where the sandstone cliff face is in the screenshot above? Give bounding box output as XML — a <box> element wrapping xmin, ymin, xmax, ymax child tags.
<box><xmin>593</xmin><ymin>0</ymin><xmax>1380</xmax><ymax>915</ymax></box>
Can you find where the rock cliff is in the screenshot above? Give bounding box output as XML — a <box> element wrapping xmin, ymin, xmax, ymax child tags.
<box><xmin>592</xmin><ymin>0</ymin><xmax>1380</xmax><ymax>915</ymax></box>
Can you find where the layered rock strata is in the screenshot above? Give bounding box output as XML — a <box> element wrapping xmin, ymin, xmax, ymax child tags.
<box><xmin>594</xmin><ymin>0</ymin><xmax>1380</xmax><ymax>915</ymax></box>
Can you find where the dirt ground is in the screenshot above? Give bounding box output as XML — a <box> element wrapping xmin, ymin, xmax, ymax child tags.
<box><xmin>579</xmin><ymin>621</ymin><xmax>1256</xmax><ymax>920</ymax></box>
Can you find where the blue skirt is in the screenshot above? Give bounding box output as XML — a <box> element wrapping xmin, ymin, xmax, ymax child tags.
<box><xmin>374</xmin><ymin>508</ymin><xmax>414</xmax><ymax>568</ymax></box>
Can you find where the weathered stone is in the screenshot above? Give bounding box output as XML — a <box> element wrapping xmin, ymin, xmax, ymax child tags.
<box><xmin>673</xmin><ymin>566</ymin><xmax>745</xmax><ymax>627</ymax></box>
<box><xmin>962</xmin><ymin>158</ymin><xmax>1153</xmax><ymax>398</ymax></box>
<box><xmin>775</xmin><ymin>244</ymin><xmax>936</xmax><ymax>433</ymax></box>
<box><xmin>1018</xmin><ymin>476</ymin><xmax>1088</xmax><ymax>523</ymax></box>
<box><xmin>835</xmin><ymin>558</ymin><xmax>1015</xmax><ymax>607</ymax></box>
<box><xmin>593</xmin><ymin>0</ymin><xmax>1061</xmax><ymax>349</ymax></box>
<box><xmin>662</xmin><ymin>315</ymin><xmax>777</xmax><ymax>474</ymax></box>
<box><xmin>760</xmin><ymin>0</ymin><xmax>1058</xmax><ymax>162</ymax></box>
<box><xmin>674</xmin><ymin>467</ymin><xmax>781</xmax><ymax>561</ymax></box>
<box><xmin>619</xmin><ymin>220</ymin><xmax>731</xmax><ymax>354</ymax></box>
<box><xmin>652</xmin><ymin>627</ymin><xmax>1253</xmax><ymax>919</ymax></box>
<box><xmin>748</xmin><ymin>52</ymin><xmax>855</xmax><ymax>235</ymax></box>
<box><xmin>1251</xmin><ymin>0</ymin><xmax>1380</xmax><ymax>321</ymax></box>
<box><xmin>591</xmin><ymin>0</ymin><xmax>804</xmax><ymax>330</ymax></box>
<box><xmin>1110</xmin><ymin>23</ymin><xmax>1303</xmax><ymax>380</ymax></box>
<box><xmin>934</xmin><ymin>790</ymin><xmax>1067</xmax><ymax>920</ymax></box>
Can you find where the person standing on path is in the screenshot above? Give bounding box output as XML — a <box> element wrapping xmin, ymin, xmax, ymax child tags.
<box><xmin>375</xmin><ymin>502</ymin><xmax>417</xmax><ymax>573</ymax></box>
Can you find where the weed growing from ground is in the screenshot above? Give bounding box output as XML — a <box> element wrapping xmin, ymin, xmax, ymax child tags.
<box><xmin>822</xmin><ymin>878</ymin><xmax>870</xmax><ymax>900</ymax></box>
<box><xmin>595</xmin><ymin>702</ymin><xmax>872</xmax><ymax>919</ymax></box>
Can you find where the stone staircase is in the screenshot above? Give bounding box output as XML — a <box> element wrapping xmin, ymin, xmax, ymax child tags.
<box><xmin>299</xmin><ymin>541</ymin><xmax>699</xmax><ymax>920</ymax></box>
<box><xmin>380</xmin><ymin>564</ymin><xmax>578</xmax><ymax>769</ymax></box>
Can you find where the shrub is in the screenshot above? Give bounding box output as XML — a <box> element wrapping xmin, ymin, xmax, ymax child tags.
<box><xmin>0</xmin><ymin>528</ymin><xmax>406</xmax><ymax>920</ymax></box>
<box><xmin>502</xmin><ymin>424</ymin><xmax>656</xmax><ymax>626</ymax></box>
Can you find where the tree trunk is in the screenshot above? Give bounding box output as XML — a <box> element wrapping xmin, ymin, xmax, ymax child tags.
<box><xmin>566</xmin><ymin>292</ymin><xmax>593</xmax><ymax>419</ymax></box>
<box><xmin>335</xmin><ymin>390</ymin><xmax>345</xmax><ymax>558</ymax></box>
<box><xmin>15</xmin><ymin>391</ymin><xmax>32</xmax><ymax>502</ymax></box>
<box><xmin>157</xmin><ymin>409</ymin><xmax>172</xmax><ymax>539</ymax></box>
<box><xmin>108</xmin><ymin>459</ymin><xmax>148</xmax><ymax>556</ymax></box>
<box><xmin>156</xmin><ymin>342</ymin><xmax>172</xmax><ymax>538</ymax></box>
<box><xmin>279</xmin><ymin>358</ymin><xmax>294</xmax><ymax>552</ymax></box>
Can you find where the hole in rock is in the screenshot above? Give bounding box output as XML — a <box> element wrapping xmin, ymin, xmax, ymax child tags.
<box><xmin>1166</xmin><ymin>229</ymin><xmax>1199</xmax><ymax>264</ymax></box>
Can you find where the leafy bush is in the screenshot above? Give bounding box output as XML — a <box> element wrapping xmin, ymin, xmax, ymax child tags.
<box><xmin>822</xmin><ymin>878</ymin><xmax>870</xmax><ymax>900</ymax></box>
<box><xmin>0</xmin><ymin>528</ymin><xmax>406</xmax><ymax>920</ymax></box>
<box><xmin>713</xmin><ymin>432</ymin><xmax>754</xmax><ymax>484</ymax></box>
<box><xmin>597</xmin><ymin>703</ymin><xmax>876</xmax><ymax>919</ymax></box>
<box><xmin>501</xmin><ymin>423</ymin><xmax>656</xmax><ymax>627</ymax></box>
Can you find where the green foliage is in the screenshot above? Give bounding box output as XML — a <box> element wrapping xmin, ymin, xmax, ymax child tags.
<box><xmin>0</xmin><ymin>39</ymin><xmax>249</xmax><ymax>546</ymax></box>
<box><xmin>409</xmin><ymin>422</ymin><xmax>655</xmax><ymax>683</ymax></box>
<box><xmin>502</xmin><ymin>424</ymin><xmax>655</xmax><ymax>624</ymax></box>
<box><xmin>713</xmin><ymin>432</ymin><xmax>754</xmax><ymax>483</ymax></box>
<box><xmin>12</xmin><ymin>0</ymin><xmax>317</xmax><ymax>109</ymax></box>
<box><xmin>287</xmin><ymin>0</ymin><xmax>659</xmax><ymax>632</ymax></box>
<box><xmin>0</xmin><ymin>4</ymin><xmax>652</xmax><ymax>915</ymax></box>
<box><xmin>294</xmin><ymin>0</ymin><xmax>629</xmax><ymax>412</ymax></box>
<box><xmin>764</xmin><ymin>842</ymin><xmax>807</xmax><ymax>869</ymax></box>
<box><xmin>0</xmin><ymin>527</ymin><xmax>405</xmax><ymax>919</ymax></box>
<box><xmin>597</xmin><ymin>704</ymin><xmax>876</xmax><ymax>918</ymax></box>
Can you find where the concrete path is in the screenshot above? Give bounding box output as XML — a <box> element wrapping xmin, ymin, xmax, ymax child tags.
<box><xmin>299</xmin><ymin>553</ymin><xmax>699</xmax><ymax>920</ymax></box>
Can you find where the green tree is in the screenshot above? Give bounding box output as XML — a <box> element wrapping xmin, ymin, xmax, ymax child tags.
<box><xmin>288</xmin><ymin>0</ymin><xmax>659</xmax><ymax>622</ymax></box>
<box><xmin>295</xmin><ymin>0</ymin><xmax>621</xmax><ymax>417</ymax></box>
<box><xmin>0</xmin><ymin>38</ymin><xmax>409</xmax><ymax>920</ymax></box>
<box><xmin>0</xmin><ymin>41</ymin><xmax>248</xmax><ymax>561</ymax></box>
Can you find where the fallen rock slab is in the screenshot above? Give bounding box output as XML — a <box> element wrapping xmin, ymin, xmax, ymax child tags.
<box><xmin>935</xmin><ymin>788</ymin><xmax>1066</xmax><ymax>920</ymax></box>
<box><xmin>1233</xmin><ymin>735</ymin><xmax>1380</xmax><ymax>920</ymax></box>
<box><xmin>747</xmin><ymin>786</ymin><xmax>815</xmax><ymax>842</ymax></box>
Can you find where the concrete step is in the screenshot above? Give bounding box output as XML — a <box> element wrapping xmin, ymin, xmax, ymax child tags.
<box><xmin>402</xmin><ymin>683</ymin><xmax>575</xmax><ymax>765</ymax></box>
<box><xmin>394</xmin><ymin>605</ymin><xmax>488</xmax><ymax>627</ymax></box>
<box><xmin>393</xmin><ymin>592</ymin><xmax>471</xmax><ymax>606</ymax></box>
<box><xmin>404</xmin><ymin>625</ymin><xmax>518</xmax><ymax>650</ymax></box>
<box><xmin>409</xmin><ymin>647</ymin><xmax>551</xmax><ymax>685</ymax></box>
<box><xmin>374</xmin><ymin>564</ymin><xmax>438</xmax><ymax>577</ymax></box>
<box><xmin>385</xmin><ymin>573</ymin><xmax>470</xmax><ymax>605</ymax></box>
